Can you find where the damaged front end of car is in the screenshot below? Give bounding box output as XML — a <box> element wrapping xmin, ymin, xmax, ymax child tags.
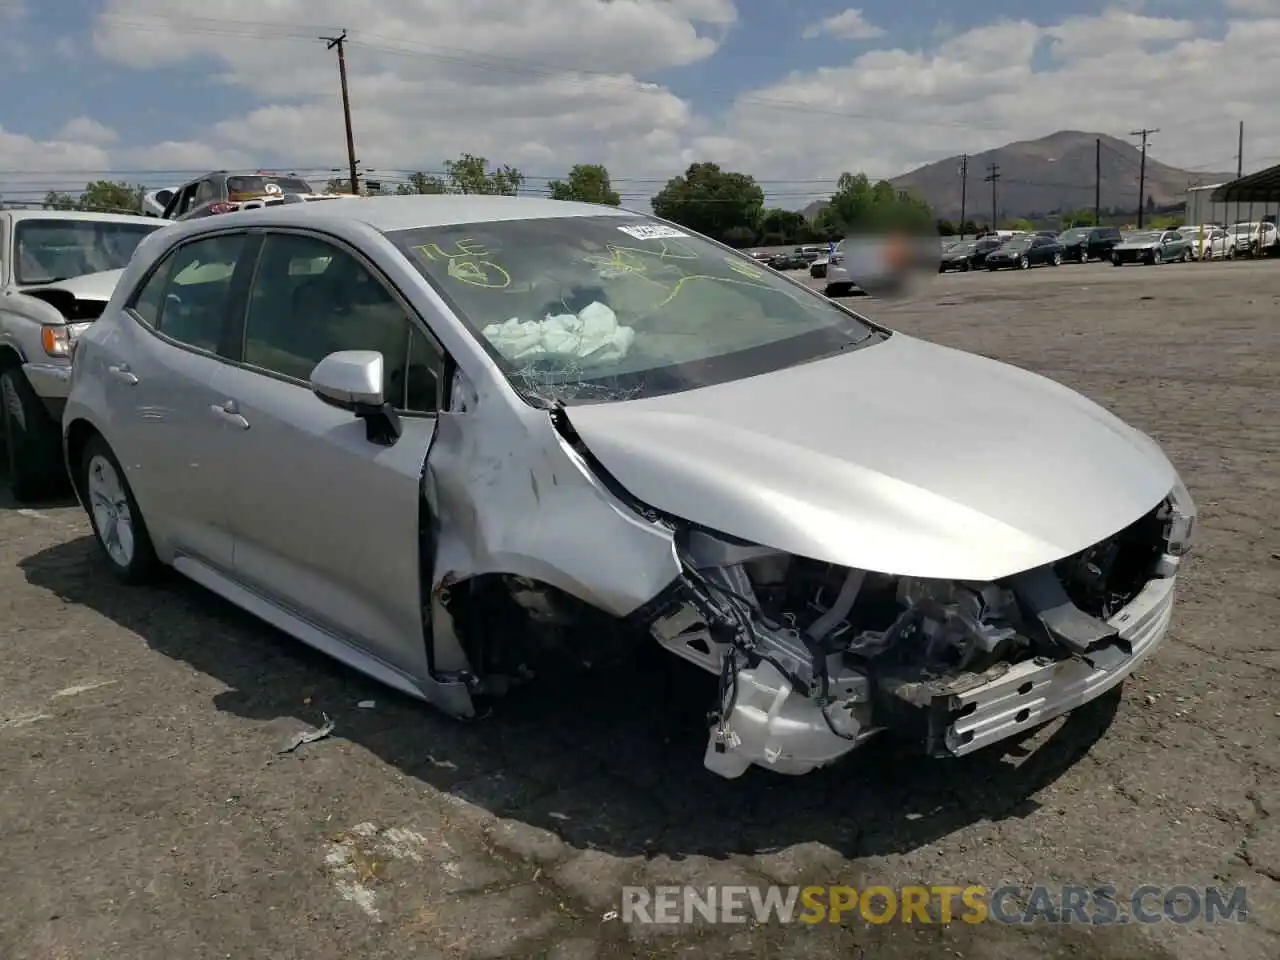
<box><xmin>642</xmin><ymin>479</ymin><xmax>1195</xmax><ymax>778</ymax></box>
<box><xmin>418</xmin><ymin>364</ymin><xmax>1194</xmax><ymax>781</ymax></box>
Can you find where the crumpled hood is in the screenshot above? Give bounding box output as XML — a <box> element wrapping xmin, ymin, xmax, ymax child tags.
<box><xmin>31</xmin><ymin>268</ymin><xmax>125</xmax><ymax>302</ymax></box>
<box><xmin>565</xmin><ymin>333</ymin><xmax>1176</xmax><ymax>582</ymax></box>
<box><xmin>1113</xmin><ymin>240</ymin><xmax>1158</xmax><ymax>251</ymax></box>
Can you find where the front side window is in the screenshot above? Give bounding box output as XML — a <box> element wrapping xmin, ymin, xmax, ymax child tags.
<box><xmin>242</xmin><ymin>233</ymin><xmax>442</xmax><ymax>413</ymax></box>
<box><xmin>146</xmin><ymin>233</ymin><xmax>249</xmax><ymax>352</ymax></box>
<box><xmin>14</xmin><ymin>219</ymin><xmax>165</xmax><ymax>285</ymax></box>
<box><xmin>386</xmin><ymin>215</ymin><xmax>880</xmax><ymax>405</ymax></box>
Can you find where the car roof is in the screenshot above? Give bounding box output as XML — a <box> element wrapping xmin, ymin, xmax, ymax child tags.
<box><xmin>4</xmin><ymin>209</ymin><xmax>163</xmax><ymax>226</ymax></box>
<box><xmin>191</xmin><ymin>194</ymin><xmax>640</xmax><ymax>233</ymax></box>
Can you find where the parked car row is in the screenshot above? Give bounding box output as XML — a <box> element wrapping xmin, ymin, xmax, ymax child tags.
<box><xmin>2</xmin><ymin>192</ymin><xmax>1197</xmax><ymax>783</ymax></box>
<box><xmin>934</xmin><ymin>220</ymin><xmax>1280</xmax><ymax>274</ymax></box>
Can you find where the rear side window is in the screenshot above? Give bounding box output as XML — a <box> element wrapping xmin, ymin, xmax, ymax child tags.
<box><xmin>227</xmin><ymin>176</ymin><xmax>314</xmax><ymax>198</ymax></box>
<box><xmin>129</xmin><ymin>234</ymin><xmax>249</xmax><ymax>353</ymax></box>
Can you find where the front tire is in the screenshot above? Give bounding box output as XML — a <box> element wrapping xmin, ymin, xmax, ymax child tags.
<box><xmin>79</xmin><ymin>434</ymin><xmax>159</xmax><ymax>584</ymax></box>
<box><xmin>1051</xmin><ymin>252</ymin><xmax>1062</xmax><ymax>266</ymax></box>
<box><xmin>1</xmin><ymin>368</ymin><xmax>65</xmax><ymax>502</ymax></box>
<box><xmin>1019</xmin><ymin>256</ymin><xmax>1030</xmax><ymax>270</ymax></box>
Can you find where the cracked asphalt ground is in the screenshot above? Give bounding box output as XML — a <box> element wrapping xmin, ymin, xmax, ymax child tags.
<box><xmin>2</xmin><ymin>258</ymin><xmax>1277</xmax><ymax>960</ymax></box>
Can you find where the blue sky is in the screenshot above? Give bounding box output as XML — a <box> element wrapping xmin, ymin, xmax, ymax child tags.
<box><xmin>0</xmin><ymin>1</ymin><xmax>1275</xmax><ymax>204</ymax></box>
<box><xmin>5</xmin><ymin>0</ymin><xmax>1112</xmax><ymax>148</ymax></box>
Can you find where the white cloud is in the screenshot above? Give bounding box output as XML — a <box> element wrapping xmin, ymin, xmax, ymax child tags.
<box><xmin>73</xmin><ymin>0</ymin><xmax>735</xmax><ymax>200</ymax></box>
<box><xmin>802</xmin><ymin>8</ymin><xmax>884</xmax><ymax>41</ymax></box>
<box><xmin>57</xmin><ymin>117</ymin><xmax>118</xmax><ymax>145</ymax></box>
<box><xmin>701</xmin><ymin>7</ymin><xmax>1280</xmax><ymax>202</ymax></box>
<box><xmin>0</xmin><ymin>128</ymin><xmax>115</xmax><ymax>207</ymax></box>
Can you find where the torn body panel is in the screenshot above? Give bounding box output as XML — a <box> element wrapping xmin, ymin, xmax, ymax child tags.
<box><xmin>420</xmin><ymin>369</ymin><xmax>681</xmax><ymax>705</ymax></box>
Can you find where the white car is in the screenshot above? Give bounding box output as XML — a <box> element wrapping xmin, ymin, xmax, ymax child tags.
<box><xmin>1197</xmin><ymin>227</ymin><xmax>1233</xmax><ymax>261</ymax></box>
<box><xmin>1177</xmin><ymin>225</ymin><xmax>1219</xmax><ymax>259</ymax></box>
<box><xmin>1224</xmin><ymin>221</ymin><xmax>1279</xmax><ymax>258</ymax></box>
<box><xmin>141</xmin><ymin>188</ymin><xmax>178</xmax><ymax>218</ymax></box>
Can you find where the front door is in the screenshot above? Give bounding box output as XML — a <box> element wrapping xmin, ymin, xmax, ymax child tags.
<box><xmin>99</xmin><ymin>231</ymin><xmax>255</xmax><ymax>570</ymax></box>
<box><xmin>216</xmin><ymin>231</ymin><xmax>447</xmax><ymax>678</ymax></box>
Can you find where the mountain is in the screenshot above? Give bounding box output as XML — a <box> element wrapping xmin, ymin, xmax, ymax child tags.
<box><xmin>804</xmin><ymin>131</ymin><xmax>1235</xmax><ymax>222</ymax></box>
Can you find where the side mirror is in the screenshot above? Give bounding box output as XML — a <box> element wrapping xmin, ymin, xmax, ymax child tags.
<box><xmin>311</xmin><ymin>350</ymin><xmax>402</xmax><ymax>446</ymax></box>
<box><xmin>311</xmin><ymin>349</ymin><xmax>384</xmax><ymax>407</ymax></box>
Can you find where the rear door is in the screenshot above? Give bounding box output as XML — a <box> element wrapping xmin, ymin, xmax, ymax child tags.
<box><xmin>96</xmin><ymin>230</ymin><xmax>258</xmax><ymax>570</ymax></box>
<box><xmin>213</xmin><ymin>229</ymin><xmax>447</xmax><ymax>677</ymax></box>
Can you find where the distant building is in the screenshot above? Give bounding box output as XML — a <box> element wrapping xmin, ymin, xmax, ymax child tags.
<box><xmin>1183</xmin><ymin>183</ymin><xmax>1229</xmax><ymax>226</ymax></box>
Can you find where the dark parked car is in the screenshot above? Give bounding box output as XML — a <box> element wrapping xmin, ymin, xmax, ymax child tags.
<box><xmin>1033</xmin><ymin>230</ymin><xmax>1059</xmax><ymax>238</ymax></box>
<box><xmin>985</xmin><ymin>234</ymin><xmax>1065</xmax><ymax>270</ymax></box>
<box><xmin>1056</xmin><ymin>225</ymin><xmax>1122</xmax><ymax>263</ymax></box>
<box><xmin>938</xmin><ymin>239</ymin><xmax>981</xmax><ymax>271</ymax></box>
<box><xmin>161</xmin><ymin>170</ymin><xmax>319</xmax><ymax>221</ymax></box>
<box><xmin>768</xmin><ymin>252</ymin><xmax>806</xmax><ymax>270</ymax></box>
<box><xmin>965</xmin><ymin>237</ymin><xmax>1005</xmax><ymax>269</ymax></box>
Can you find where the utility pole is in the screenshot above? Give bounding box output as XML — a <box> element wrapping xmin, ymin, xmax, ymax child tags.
<box><xmin>1130</xmin><ymin>127</ymin><xmax>1158</xmax><ymax>228</ymax></box>
<box><xmin>1236</xmin><ymin>121</ymin><xmax>1244</xmax><ymax>179</ymax></box>
<box><xmin>958</xmin><ymin>154</ymin><xmax>968</xmax><ymax>239</ymax></box>
<box><xmin>321</xmin><ymin>30</ymin><xmax>359</xmax><ymax>195</ymax></box>
<box><xmin>1094</xmin><ymin>137</ymin><xmax>1101</xmax><ymax>226</ymax></box>
<box><xmin>984</xmin><ymin>163</ymin><xmax>1000</xmax><ymax>230</ymax></box>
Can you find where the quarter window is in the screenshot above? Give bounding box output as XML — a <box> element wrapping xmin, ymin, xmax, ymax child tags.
<box><xmin>242</xmin><ymin>234</ymin><xmax>443</xmax><ymax>413</ymax></box>
<box><xmin>147</xmin><ymin>233</ymin><xmax>249</xmax><ymax>352</ymax></box>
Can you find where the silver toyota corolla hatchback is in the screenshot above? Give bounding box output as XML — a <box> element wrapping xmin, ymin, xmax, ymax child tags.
<box><xmin>63</xmin><ymin>196</ymin><xmax>1196</xmax><ymax>779</ymax></box>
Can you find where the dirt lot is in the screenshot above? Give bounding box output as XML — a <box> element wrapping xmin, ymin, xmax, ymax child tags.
<box><xmin>2</xmin><ymin>259</ymin><xmax>1277</xmax><ymax>960</ymax></box>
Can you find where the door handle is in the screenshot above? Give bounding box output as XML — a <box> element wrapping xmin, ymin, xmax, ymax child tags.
<box><xmin>210</xmin><ymin>400</ymin><xmax>250</xmax><ymax>430</ymax></box>
<box><xmin>108</xmin><ymin>363</ymin><xmax>138</xmax><ymax>385</ymax></box>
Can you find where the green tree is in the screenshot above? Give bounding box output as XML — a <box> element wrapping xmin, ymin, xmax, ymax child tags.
<box><xmin>937</xmin><ymin>219</ymin><xmax>955</xmax><ymax>236</ymax></box>
<box><xmin>443</xmin><ymin>153</ymin><xmax>523</xmax><ymax>195</ymax></box>
<box><xmin>395</xmin><ymin>171</ymin><xmax>448</xmax><ymax>195</ymax></box>
<box><xmin>547</xmin><ymin>164</ymin><xmax>621</xmax><ymax>205</ymax></box>
<box><xmin>650</xmin><ymin>162</ymin><xmax>764</xmax><ymax>244</ymax></box>
<box><xmin>758</xmin><ymin>207</ymin><xmax>808</xmax><ymax>245</ymax></box>
<box><xmin>43</xmin><ymin>180</ymin><xmax>142</xmax><ymax>213</ymax></box>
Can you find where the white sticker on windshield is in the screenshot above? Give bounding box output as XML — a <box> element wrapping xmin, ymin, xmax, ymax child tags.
<box><xmin>617</xmin><ymin>223</ymin><xmax>688</xmax><ymax>240</ymax></box>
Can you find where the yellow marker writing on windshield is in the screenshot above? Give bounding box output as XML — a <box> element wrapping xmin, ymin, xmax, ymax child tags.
<box><xmin>446</xmin><ymin>258</ymin><xmax>510</xmax><ymax>288</ymax></box>
<box><xmin>725</xmin><ymin>257</ymin><xmax>763</xmax><ymax>279</ymax></box>
<box><xmin>415</xmin><ymin>238</ymin><xmax>490</xmax><ymax>261</ymax></box>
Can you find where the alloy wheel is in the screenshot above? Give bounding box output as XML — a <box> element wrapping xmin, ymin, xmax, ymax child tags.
<box><xmin>87</xmin><ymin>454</ymin><xmax>135</xmax><ymax>568</ymax></box>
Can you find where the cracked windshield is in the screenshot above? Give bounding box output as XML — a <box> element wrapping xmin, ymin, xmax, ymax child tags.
<box><xmin>388</xmin><ymin>216</ymin><xmax>877</xmax><ymax>404</ymax></box>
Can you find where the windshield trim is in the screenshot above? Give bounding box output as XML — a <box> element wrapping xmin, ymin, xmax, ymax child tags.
<box><xmin>386</xmin><ymin>215</ymin><xmax>891</xmax><ymax>407</ymax></box>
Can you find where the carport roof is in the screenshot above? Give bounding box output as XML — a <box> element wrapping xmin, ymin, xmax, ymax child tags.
<box><xmin>1211</xmin><ymin>162</ymin><xmax>1280</xmax><ymax>203</ymax></box>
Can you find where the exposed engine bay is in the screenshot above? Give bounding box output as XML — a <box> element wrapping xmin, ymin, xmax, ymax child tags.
<box><xmin>641</xmin><ymin>498</ymin><xmax>1181</xmax><ymax>778</ymax></box>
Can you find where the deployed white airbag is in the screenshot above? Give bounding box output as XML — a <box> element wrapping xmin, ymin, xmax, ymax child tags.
<box><xmin>481</xmin><ymin>301</ymin><xmax>635</xmax><ymax>364</ymax></box>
